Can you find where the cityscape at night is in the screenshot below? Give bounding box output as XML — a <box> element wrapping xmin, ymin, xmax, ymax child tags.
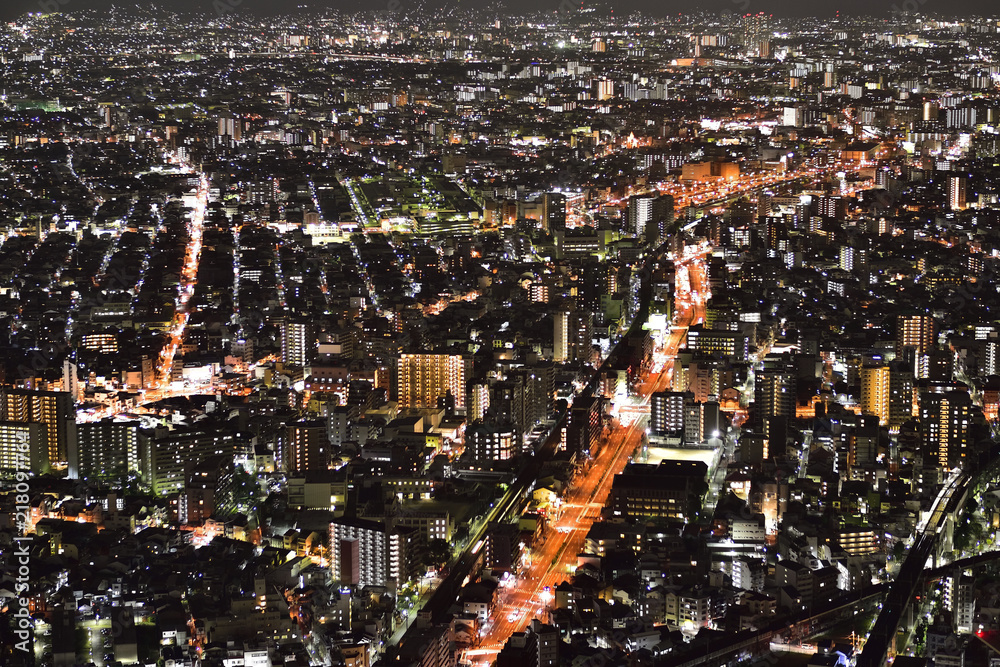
<box><xmin>5</xmin><ymin>5</ymin><xmax>1000</xmax><ymax>667</ymax></box>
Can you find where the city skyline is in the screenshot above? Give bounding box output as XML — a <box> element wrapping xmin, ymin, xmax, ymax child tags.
<box><xmin>2</xmin><ymin>2</ymin><xmax>996</xmax><ymax>21</ymax></box>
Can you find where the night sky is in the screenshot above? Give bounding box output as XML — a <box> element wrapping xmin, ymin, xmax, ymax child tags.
<box><xmin>1</xmin><ymin>0</ymin><xmax>997</xmax><ymax>22</ymax></box>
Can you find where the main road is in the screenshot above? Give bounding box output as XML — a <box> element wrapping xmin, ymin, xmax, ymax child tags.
<box><xmin>463</xmin><ymin>246</ymin><xmax>712</xmax><ymax>665</ymax></box>
<box><xmin>154</xmin><ymin>171</ymin><xmax>208</xmax><ymax>391</ymax></box>
<box><xmin>76</xmin><ymin>167</ymin><xmax>208</xmax><ymax>421</ymax></box>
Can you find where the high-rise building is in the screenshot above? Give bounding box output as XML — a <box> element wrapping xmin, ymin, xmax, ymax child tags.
<box><xmin>782</xmin><ymin>106</ymin><xmax>803</xmax><ymax>127</ymax></box>
<box><xmin>566</xmin><ymin>395</ymin><xmax>602</xmax><ymax>456</ymax></box>
<box><xmin>897</xmin><ymin>314</ymin><xmax>935</xmax><ymax>355</ymax></box>
<box><xmin>497</xmin><ymin>620</ymin><xmax>561</xmax><ymax>667</ymax></box>
<box><xmin>327</xmin><ymin>405</ymin><xmax>359</xmax><ymax>448</ymax></box>
<box><xmin>467</xmin><ymin>382</ymin><xmax>490</xmax><ymax>422</ymax></box>
<box><xmin>754</xmin><ymin>370</ymin><xmax>796</xmax><ymax>427</ymax></box>
<box><xmin>627</xmin><ymin>195</ymin><xmax>654</xmax><ymax>239</ymax></box>
<box><xmin>182</xmin><ymin>455</ymin><xmax>235</xmax><ymax>525</ymax></box>
<box><xmin>683</xmin><ymin>399</ymin><xmax>722</xmax><ymax>444</ymax></box>
<box><xmin>248</xmin><ymin>178</ymin><xmax>278</xmax><ymax>204</ymax></box>
<box><xmin>72</xmin><ymin>419</ymin><xmax>141</xmax><ymax>481</ymax></box>
<box><xmin>889</xmin><ymin>366</ymin><xmax>915</xmax><ymax>429</ymax></box>
<box><xmin>281</xmin><ymin>320</ymin><xmax>315</xmax><ymax>367</ymax></box>
<box><xmin>467</xmin><ymin>422</ymin><xmax>518</xmax><ymax>461</ymax></box>
<box><xmin>742</xmin><ymin>13</ymin><xmax>771</xmax><ymax>56</ymax></box>
<box><xmin>533</xmin><ymin>620</ymin><xmax>561</xmax><ymax>667</ymax></box>
<box><xmin>839</xmin><ymin>245</ymin><xmax>869</xmax><ymax>273</ymax></box>
<box><xmin>397</xmin><ymin>353</ymin><xmax>467</xmax><ymax>410</ymax></box>
<box><xmin>609</xmin><ymin>461</ymin><xmax>708</xmax><ymax>520</ymax></box>
<box><xmin>287</xmin><ymin>419</ymin><xmax>330</xmax><ymax>474</ymax></box>
<box><xmin>950</xmin><ymin>573</ymin><xmax>976</xmax><ymax>634</ymax></box>
<box><xmin>485</xmin><ymin>522</ymin><xmax>523</xmax><ymax>572</ymax></box>
<box><xmin>62</xmin><ymin>358</ymin><xmax>80</xmax><ymax>403</ymax></box>
<box><xmin>648</xmin><ymin>195</ymin><xmax>676</xmax><ymax>246</ymax></box>
<box><xmin>553</xmin><ymin>310</ymin><xmax>569</xmax><ymax>363</ymax></box>
<box><xmin>948</xmin><ymin>174</ymin><xmax>968</xmax><ymax>211</ymax></box>
<box><xmin>650</xmin><ymin>391</ymin><xmax>686</xmax><ymax>436</ymax></box>
<box><xmin>685</xmin><ymin>356</ymin><xmax>736</xmax><ymax>403</ymax></box>
<box><xmin>388</xmin><ymin>526</ymin><xmax>421</xmax><ymax>588</ymax></box>
<box><xmin>491</xmin><ymin>380</ymin><xmax>526</xmax><ymax>435</ymax></box>
<box><xmin>488</xmin><ymin>368</ymin><xmax>552</xmax><ymax>441</ymax></box>
<box><xmin>919</xmin><ymin>391</ymin><xmax>973</xmax><ymax>469</ymax></box>
<box><xmin>142</xmin><ymin>425</ymin><xmax>237</xmax><ymax>495</ymax></box>
<box><xmin>860</xmin><ymin>366</ymin><xmax>891</xmax><ymax>425</ymax></box>
<box><xmin>523</xmin><ymin>362</ymin><xmax>554</xmax><ymax>425</ymax></box>
<box><xmin>544</xmin><ymin>193</ymin><xmax>566</xmax><ymax>232</ymax></box>
<box><xmin>218</xmin><ymin>116</ymin><xmax>242</xmax><ymax>141</ymax></box>
<box><xmin>567</xmin><ymin>309</ymin><xmax>594</xmax><ymax>364</ymax></box>
<box><xmin>0</xmin><ymin>422</ymin><xmax>49</xmax><ymax>474</ymax></box>
<box><xmin>847</xmin><ymin>415</ymin><xmax>880</xmax><ymax>470</ymax></box>
<box><xmin>686</xmin><ymin>328</ymin><xmax>749</xmax><ymax>360</ymax></box>
<box><xmin>0</xmin><ymin>388</ymin><xmax>76</xmax><ymax>469</ymax></box>
<box><xmin>330</xmin><ymin>518</ymin><xmax>387</xmax><ymax>589</ymax></box>
<box><xmin>916</xmin><ymin>349</ymin><xmax>954</xmax><ymax>382</ymax></box>
<box><xmin>329</xmin><ymin>519</ymin><xmax>418</xmax><ymax>590</ymax></box>
<box><xmin>816</xmin><ymin>195</ymin><xmax>845</xmax><ymax>219</ymax></box>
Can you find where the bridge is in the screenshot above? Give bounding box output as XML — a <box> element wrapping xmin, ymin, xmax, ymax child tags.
<box><xmin>856</xmin><ymin>471</ymin><xmax>969</xmax><ymax>666</ymax></box>
<box><xmin>657</xmin><ymin>585</ymin><xmax>887</xmax><ymax>667</ymax></box>
<box><xmin>656</xmin><ymin>444</ymin><xmax>1000</xmax><ymax>667</ymax></box>
<box><xmin>654</xmin><ymin>452</ymin><xmax>1000</xmax><ymax>667</ymax></box>
<box><xmin>857</xmin><ymin>441</ymin><xmax>1000</xmax><ymax>666</ymax></box>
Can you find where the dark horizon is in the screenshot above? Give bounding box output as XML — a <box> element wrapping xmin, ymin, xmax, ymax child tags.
<box><xmin>3</xmin><ymin>0</ymin><xmax>999</xmax><ymax>22</ymax></box>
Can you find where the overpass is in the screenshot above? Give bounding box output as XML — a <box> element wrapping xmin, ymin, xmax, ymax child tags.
<box><xmin>856</xmin><ymin>470</ymin><xmax>969</xmax><ymax>666</ymax></box>
<box><xmin>657</xmin><ymin>585</ymin><xmax>887</xmax><ymax>667</ymax></box>
<box><xmin>853</xmin><ymin>441</ymin><xmax>1000</xmax><ymax>666</ymax></box>
<box><xmin>653</xmin><ymin>451</ymin><xmax>1000</xmax><ymax>667</ymax></box>
<box><xmin>925</xmin><ymin>549</ymin><xmax>1000</xmax><ymax>580</ymax></box>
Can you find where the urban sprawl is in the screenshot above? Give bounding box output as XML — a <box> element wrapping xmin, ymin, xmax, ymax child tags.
<box><xmin>4</xmin><ymin>7</ymin><xmax>1000</xmax><ymax>667</ymax></box>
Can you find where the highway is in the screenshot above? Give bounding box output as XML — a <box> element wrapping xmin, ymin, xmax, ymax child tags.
<box><xmin>658</xmin><ymin>161</ymin><xmax>855</xmax><ymax>212</ymax></box>
<box><xmin>387</xmin><ymin>458</ymin><xmax>534</xmax><ymax>646</ymax></box>
<box><xmin>652</xmin><ymin>445</ymin><xmax>999</xmax><ymax>667</ymax></box>
<box><xmin>397</xmin><ymin>242</ymin><xmax>709</xmax><ymax>658</ymax></box>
